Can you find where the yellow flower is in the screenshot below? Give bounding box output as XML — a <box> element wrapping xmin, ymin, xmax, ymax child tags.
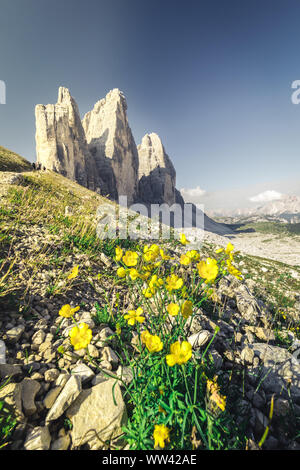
<box><xmin>129</xmin><ymin>268</ymin><xmax>140</xmax><ymax>281</ymax></box>
<box><xmin>143</xmin><ymin>244</ymin><xmax>160</xmax><ymax>262</ymax></box>
<box><xmin>180</xmin><ymin>253</ymin><xmax>192</xmax><ymax>266</ymax></box>
<box><xmin>216</xmin><ymin>242</ymin><xmax>237</xmax><ymax>261</ymax></box>
<box><xmin>141</xmin><ymin>329</ymin><xmax>152</xmax><ymax>344</ymax></box>
<box><xmin>115</xmin><ymin>246</ymin><xmax>123</xmax><ymax>262</ymax></box>
<box><xmin>167</xmin><ymin>303</ymin><xmax>180</xmax><ymax>317</ymax></box>
<box><xmin>181</xmin><ymin>300</ymin><xmax>193</xmax><ymax>319</ymax></box>
<box><xmin>226</xmin><ymin>260</ymin><xmax>242</xmax><ymax>280</ymax></box>
<box><xmin>160</xmin><ymin>249</ymin><xmax>172</xmax><ymax>261</ymax></box>
<box><xmin>144</xmin><ymin>334</ymin><xmax>163</xmax><ymax>353</ymax></box>
<box><xmin>59</xmin><ymin>304</ymin><xmax>80</xmax><ymax>318</ymax></box>
<box><xmin>141</xmin><ymin>330</ymin><xmax>163</xmax><ymax>353</ymax></box>
<box><xmin>123</xmin><ymin>251</ymin><xmax>139</xmax><ymax>267</ymax></box>
<box><xmin>69</xmin><ymin>322</ymin><xmax>92</xmax><ymax>350</ymax></box>
<box><xmin>68</xmin><ymin>265</ymin><xmax>79</xmax><ymax>280</ymax></box>
<box><xmin>197</xmin><ymin>258</ymin><xmax>218</xmax><ymax>283</ymax></box>
<box><xmin>117</xmin><ymin>267</ymin><xmax>127</xmax><ymax>278</ymax></box>
<box><xmin>188</xmin><ymin>250</ymin><xmax>200</xmax><ymax>262</ymax></box>
<box><xmin>166</xmin><ymin>274</ymin><xmax>184</xmax><ymax>292</ymax></box>
<box><xmin>179</xmin><ymin>233</ymin><xmax>190</xmax><ymax>246</ymax></box>
<box><xmin>124</xmin><ymin>307</ymin><xmax>145</xmax><ymax>326</ymax></box>
<box><xmin>166</xmin><ymin>341</ymin><xmax>192</xmax><ymax>366</ymax></box>
<box><xmin>153</xmin><ymin>424</ymin><xmax>170</xmax><ymax>449</ymax></box>
<box><xmin>143</xmin><ymin>287</ymin><xmax>154</xmax><ymax>298</ymax></box>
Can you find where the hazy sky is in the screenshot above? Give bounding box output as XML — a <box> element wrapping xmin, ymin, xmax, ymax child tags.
<box><xmin>0</xmin><ymin>0</ymin><xmax>300</xmax><ymax>209</ymax></box>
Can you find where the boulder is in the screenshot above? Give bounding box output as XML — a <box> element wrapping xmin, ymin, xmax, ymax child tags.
<box><xmin>66</xmin><ymin>378</ymin><xmax>127</xmax><ymax>449</ymax></box>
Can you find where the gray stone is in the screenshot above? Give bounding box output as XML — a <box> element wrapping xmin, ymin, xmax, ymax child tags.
<box><xmin>31</xmin><ymin>330</ymin><xmax>46</xmax><ymax>346</ymax></box>
<box><xmin>116</xmin><ymin>366</ymin><xmax>134</xmax><ymax>386</ymax></box>
<box><xmin>21</xmin><ymin>378</ymin><xmax>41</xmax><ymax>416</ymax></box>
<box><xmin>51</xmin><ymin>433</ymin><xmax>71</xmax><ymax>450</ymax></box>
<box><xmin>24</xmin><ymin>426</ymin><xmax>51</xmax><ymax>450</ymax></box>
<box><xmin>0</xmin><ymin>382</ymin><xmax>24</xmax><ymax>421</ymax></box>
<box><xmin>66</xmin><ymin>379</ymin><xmax>127</xmax><ymax>449</ymax></box>
<box><xmin>44</xmin><ymin>368</ymin><xmax>60</xmax><ymax>382</ymax></box>
<box><xmin>101</xmin><ymin>346</ymin><xmax>119</xmax><ymax>368</ymax></box>
<box><xmin>0</xmin><ymin>363</ymin><xmax>22</xmax><ymax>380</ymax></box>
<box><xmin>250</xmin><ymin>343</ymin><xmax>300</xmax><ymax>401</ymax></box>
<box><xmin>241</xmin><ymin>345</ymin><xmax>255</xmax><ymax>365</ymax></box>
<box><xmin>45</xmin><ymin>375</ymin><xmax>82</xmax><ymax>423</ymax></box>
<box><xmin>6</xmin><ymin>325</ymin><xmax>25</xmax><ymax>343</ymax></box>
<box><xmin>43</xmin><ymin>386</ymin><xmax>63</xmax><ymax>409</ymax></box>
<box><xmin>71</xmin><ymin>363</ymin><xmax>95</xmax><ymax>384</ymax></box>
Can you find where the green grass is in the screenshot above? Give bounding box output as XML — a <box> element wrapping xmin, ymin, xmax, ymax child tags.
<box><xmin>0</xmin><ymin>145</ymin><xmax>32</xmax><ymax>172</ymax></box>
<box><xmin>238</xmin><ymin>221</ymin><xmax>300</xmax><ymax>236</ymax></box>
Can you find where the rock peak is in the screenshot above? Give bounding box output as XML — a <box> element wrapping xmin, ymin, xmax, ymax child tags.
<box><xmin>57</xmin><ymin>86</ymin><xmax>73</xmax><ymax>104</ymax></box>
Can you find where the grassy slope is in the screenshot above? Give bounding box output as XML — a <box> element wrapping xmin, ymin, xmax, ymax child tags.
<box><xmin>0</xmin><ymin>145</ymin><xmax>32</xmax><ymax>172</ymax></box>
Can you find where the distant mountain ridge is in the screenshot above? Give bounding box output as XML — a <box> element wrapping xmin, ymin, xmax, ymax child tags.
<box><xmin>208</xmin><ymin>195</ymin><xmax>300</xmax><ymax>224</ymax></box>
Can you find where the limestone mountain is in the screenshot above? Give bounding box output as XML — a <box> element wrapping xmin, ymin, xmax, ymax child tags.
<box><xmin>35</xmin><ymin>87</ymin><xmax>180</xmax><ymax>207</ymax></box>
<box><xmin>82</xmin><ymin>88</ymin><xmax>138</xmax><ymax>205</ymax></box>
<box><xmin>35</xmin><ymin>87</ymin><xmax>104</xmax><ymax>193</ymax></box>
<box><xmin>34</xmin><ymin>86</ymin><xmax>232</xmax><ymax>235</ymax></box>
<box><xmin>137</xmin><ymin>132</ymin><xmax>177</xmax><ymax>206</ymax></box>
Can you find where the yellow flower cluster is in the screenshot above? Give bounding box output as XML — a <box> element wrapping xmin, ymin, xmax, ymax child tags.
<box><xmin>58</xmin><ymin>304</ymin><xmax>92</xmax><ymax>351</ymax></box>
<box><xmin>112</xmin><ymin>237</ymin><xmax>239</xmax><ymax>449</ymax></box>
<box><xmin>216</xmin><ymin>242</ymin><xmax>242</xmax><ymax>280</ymax></box>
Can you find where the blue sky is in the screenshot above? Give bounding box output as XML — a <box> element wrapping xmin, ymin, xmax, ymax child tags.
<box><xmin>0</xmin><ymin>0</ymin><xmax>300</xmax><ymax>209</ymax></box>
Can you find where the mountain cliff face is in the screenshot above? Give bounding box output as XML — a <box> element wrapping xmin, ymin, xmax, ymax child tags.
<box><xmin>35</xmin><ymin>87</ymin><xmax>103</xmax><ymax>192</ymax></box>
<box><xmin>35</xmin><ymin>87</ymin><xmax>232</xmax><ymax>235</ymax></box>
<box><xmin>82</xmin><ymin>88</ymin><xmax>139</xmax><ymax>204</ymax></box>
<box><xmin>137</xmin><ymin>133</ymin><xmax>176</xmax><ymax>206</ymax></box>
<box><xmin>35</xmin><ymin>87</ymin><xmax>178</xmax><ymax>206</ymax></box>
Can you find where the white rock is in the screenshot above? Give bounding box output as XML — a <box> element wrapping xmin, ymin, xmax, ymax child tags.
<box><xmin>101</xmin><ymin>346</ymin><xmax>119</xmax><ymax>368</ymax></box>
<box><xmin>188</xmin><ymin>330</ymin><xmax>212</xmax><ymax>349</ymax></box>
<box><xmin>66</xmin><ymin>379</ymin><xmax>127</xmax><ymax>449</ymax></box>
<box><xmin>45</xmin><ymin>375</ymin><xmax>82</xmax><ymax>423</ymax></box>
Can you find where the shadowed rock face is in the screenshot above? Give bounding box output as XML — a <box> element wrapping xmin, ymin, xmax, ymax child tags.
<box><xmin>137</xmin><ymin>133</ymin><xmax>176</xmax><ymax>206</ymax></box>
<box><xmin>82</xmin><ymin>88</ymin><xmax>139</xmax><ymax>205</ymax></box>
